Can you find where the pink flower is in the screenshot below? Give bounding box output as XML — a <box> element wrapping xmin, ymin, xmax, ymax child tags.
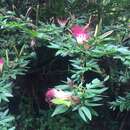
<box><xmin>0</xmin><ymin>58</ymin><xmax>4</xmax><ymax>72</ymax></box>
<box><xmin>0</xmin><ymin>58</ymin><xmax>4</xmax><ymax>64</ymax></box>
<box><xmin>57</xmin><ymin>18</ymin><xmax>68</xmax><ymax>27</ymax></box>
<box><xmin>30</xmin><ymin>39</ymin><xmax>36</xmax><ymax>47</ymax></box>
<box><xmin>71</xmin><ymin>25</ymin><xmax>91</xmax><ymax>44</ymax></box>
<box><xmin>45</xmin><ymin>88</ymin><xmax>72</xmax><ymax>102</ymax></box>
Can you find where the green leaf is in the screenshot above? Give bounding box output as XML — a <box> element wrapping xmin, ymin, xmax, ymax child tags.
<box><xmin>51</xmin><ymin>105</ymin><xmax>69</xmax><ymax>117</ymax></box>
<box><xmin>100</xmin><ymin>30</ymin><xmax>113</xmax><ymax>39</ymax></box>
<box><xmin>51</xmin><ymin>98</ymin><xmax>71</xmax><ymax>107</ymax></box>
<box><xmin>84</xmin><ymin>92</ymin><xmax>96</xmax><ymax>98</ymax></box>
<box><xmin>81</xmin><ymin>106</ymin><xmax>92</xmax><ymax>120</ymax></box>
<box><xmin>55</xmin><ymin>85</ymin><xmax>69</xmax><ymax>90</ymax></box>
<box><xmin>4</xmin><ymin>93</ymin><xmax>13</xmax><ymax>97</ymax></box>
<box><xmin>8</xmin><ymin>127</ymin><xmax>15</xmax><ymax>130</ymax></box>
<box><xmin>72</xmin><ymin>105</ymin><xmax>80</xmax><ymax>111</ymax></box>
<box><xmin>78</xmin><ymin>106</ymin><xmax>92</xmax><ymax>122</ymax></box>
<box><xmin>86</xmin><ymin>102</ymin><xmax>102</xmax><ymax>107</ymax></box>
<box><xmin>2</xmin><ymin>96</ymin><xmax>9</xmax><ymax>102</ymax></box>
<box><xmin>89</xmin><ymin>87</ymin><xmax>107</xmax><ymax>94</ymax></box>
<box><xmin>78</xmin><ymin>107</ymin><xmax>87</xmax><ymax>122</ymax></box>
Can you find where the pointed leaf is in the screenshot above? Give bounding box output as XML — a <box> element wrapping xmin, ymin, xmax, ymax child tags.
<box><xmin>51</xmin><ymin>98</ymin><xmax>71</xmax><ymax>107</ymax></box>
<box><xmin>81</xmin><ymin>106</ymin><xmax>92</xmax><ymax>120</ymax></box>
<box><xmin>51</xmin><ymin>105</ymin><xmax>68</xmax><ymax>117</ymax></box>
<box><xmin>78</xmin><ymin>108</ymin><xmax>87</xmax><ymax>122</ymax></box>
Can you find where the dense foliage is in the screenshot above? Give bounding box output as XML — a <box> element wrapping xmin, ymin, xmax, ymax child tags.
<box><xmin>0</xmin><ymin>0</ymin><xmax>130</xmax><ymax>130</ymax></box>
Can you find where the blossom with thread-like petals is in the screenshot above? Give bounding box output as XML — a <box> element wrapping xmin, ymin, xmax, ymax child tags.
<box><xmin>45</xmin><ymin>88</ymin><xmax>72</xmax><ymax>102</ymax></box>
<box><xmin>71</xmin><ymin>25</ymin><xmax>91</xmax><ymax>44</ymax></box>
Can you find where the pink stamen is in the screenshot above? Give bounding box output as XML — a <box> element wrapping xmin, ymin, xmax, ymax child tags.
<box><xmin>0</xmin><ymin>58</ymin><xmax>4</xmax><ymax>65</ymax></box>
<box><xmin>45</xmin><ymin>88</ymin><xmax>72</xmax><ymax>103</ymax></box>
<box><xmin>71</xmin><ymin>25</ymin><xmax>91</xmax><ymax>44</ymax></box>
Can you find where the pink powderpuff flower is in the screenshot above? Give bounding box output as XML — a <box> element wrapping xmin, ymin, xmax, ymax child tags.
<box><xmin>71</xmin><ymin>25</ymin><xmax>91</xmax><ymax>44</ymax></box>
<box><xmin>0</xmin><ymin>58</ymin><xmax>4</xmax><ymax>72</ymax></box>
<box><xmin>45</xmin><ymin>88</ymin><xmax>72</xmax><ymax>102</ymax></box>
<box><xmin>57</xmin><ymin>18</ymin><xmax>68</xmax><ymax>27</ymax></box>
